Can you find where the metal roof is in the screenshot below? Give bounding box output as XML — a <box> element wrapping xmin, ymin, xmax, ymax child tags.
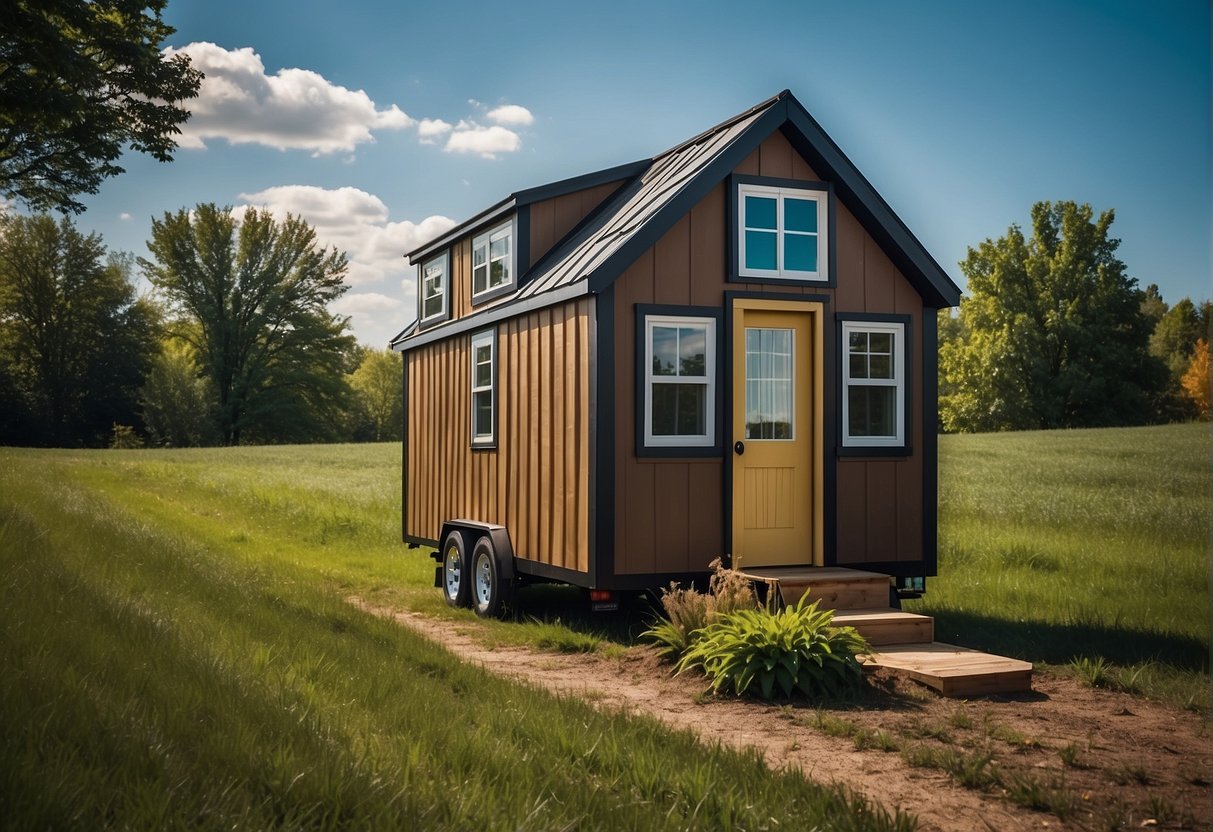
<box><xmin>390</xmin><ymin>90</ymin><xmax>961</xmax><ymax>350</ymax></box>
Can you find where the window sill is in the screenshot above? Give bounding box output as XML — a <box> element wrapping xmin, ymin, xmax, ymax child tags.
<box><xmin>837</xmin><ymin>445</ymin><xmax>913</xmax><ymax>458</ymax></box>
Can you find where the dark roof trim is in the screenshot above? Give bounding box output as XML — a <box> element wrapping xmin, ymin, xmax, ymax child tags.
<box><xmin>579</xmin><ymin>90</ymin><xmax>960</xmax><ymax>307</ymax></box>
<box><xmin>405</xmin><ymin>197</ymin><xmax>515</xmax><ymax>264</ymax></box>
<box><xmin>403</xmin><ymin>159</ymin><xmax>650</xmax><ymax>264</ymax></box>
<box><xmin>513</xmin><ymin>159</ymin><xmax>649</xmax><ymax>206</ymax></box>
<box><xmin>391</xmin><ymin>282</ymin><xmax>587</xmax><ymax>353</ymax></box>
<box><xmin>387</xmin><ymin>319</ymin><xmax>418</xmax><ymax>349</ymax></box>
<box><xmin>586</xmin><ymin>100</ymin><xmax>789</xmax><ymax>293</ymax></box>
<box><xmin>780</xmin><ymin>98</ymin><xmax>960</xmax><ymax>307</ymax></box>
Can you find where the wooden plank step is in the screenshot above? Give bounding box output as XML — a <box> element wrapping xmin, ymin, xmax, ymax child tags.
<box><xmin>863</xmin><ymin>642</ymin><xmax>1033</xmax><ymax>698</ymax></box>
<box><xmin>833</xmin><ymin>608</ymin><xmax>934</xmax><ymax>646</ymax></box>
<box><xmin>738</xmin><ymin>566</ymin><xmax>891</xmax><ymax>610</ymax></box>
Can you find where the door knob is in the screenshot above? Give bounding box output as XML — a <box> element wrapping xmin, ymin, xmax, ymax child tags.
<box><xmin>734</xmin><ymin>441</ymin><xmax>745</xmax><ymax>455</ymax></box>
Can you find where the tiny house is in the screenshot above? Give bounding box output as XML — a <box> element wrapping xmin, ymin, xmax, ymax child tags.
<box><xmin>390</xmin><ymin>90</ymin><xmax>961</xmax><ymax>617</ymax></box>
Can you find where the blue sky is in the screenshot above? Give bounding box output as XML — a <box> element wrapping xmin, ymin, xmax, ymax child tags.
<box><xmin>78</xmin><ymin>0</ymin><xmax>1210</xmax><ymax>348</ymax></box>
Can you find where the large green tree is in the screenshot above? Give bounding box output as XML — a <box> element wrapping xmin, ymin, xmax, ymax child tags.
<box><xmin>940</xmin><ymin>201</ymin><xmax>1166</xmax><ymax>432</ymax></box>
<box><xmin>0</xmin><ymin>0</ymin><xmax>201</xmax><ymax>213</ymax></box>
<box><xmin>0</xmin><ymin>214</ymin><xmax>159</xmax><ymax>445</ymax></box>
<box><xmin>350</xmin><ymin>347</ymin><xmax>403</xmax><ymax>441</ymax></box>
<box><xmin>139</xmin><ymin>335</ymin><xmax>218</xmax><ymax>447</ymax></box>
<box><xmin>143</xmin><ymin>204</ymin><xmax>355</xmax><ymax>445</ymax></box>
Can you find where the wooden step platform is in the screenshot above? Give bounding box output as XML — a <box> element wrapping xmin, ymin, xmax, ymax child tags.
<box><xmin>863</xmin><ymin>643</ymin><xmax>1034</xmax><ymax>698</ymax></box>
<box><xmin>833</xmin><ymin>608</ymin><xmax>934</xmax><ymax>646</ymax></box>
<box><xmin>739</xmin><ymin>566</ymin><xmax>891</xmax><ymax>609</ymax></box>
<box><xmin>736</xmin><ymin>565</ymin><xmax>1032</xmax><ymax>697</ymax></box>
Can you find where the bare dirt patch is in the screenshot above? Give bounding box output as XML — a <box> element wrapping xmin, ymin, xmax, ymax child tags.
<box><xmin>355</xmin><ymin>601</ymin><xmax>1211</xmax><ymax>831</ymax></box>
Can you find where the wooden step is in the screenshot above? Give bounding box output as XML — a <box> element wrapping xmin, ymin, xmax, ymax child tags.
<box><xmin>863</xmin><ymin>642</ymin><xmax>1034</xmax><ymax>697</ymax></box>
<box><xmin>833</xmin><ymin>608</ymin><xmax>934</xmax><ymax>646</ymax></box>
<box><xmin>739</xmin><ymin>566</ymin><xmax>891</xmax><ymax>610</ymax></box>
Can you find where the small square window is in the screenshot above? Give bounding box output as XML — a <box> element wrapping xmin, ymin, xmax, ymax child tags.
<box><xmin>737</xmin><ymin>182</ymin><xmax>829</xmax><ymax>282</ymax></box>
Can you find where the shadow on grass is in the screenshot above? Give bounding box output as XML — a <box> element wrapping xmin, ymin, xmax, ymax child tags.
<box><xmin>510</xmin><ymin>583</ymin><xmax>659</xmax><ymax>644</ymax></box>
<box><xmin>928</xmin><ymin>610</ymin><xmax>1210</xmax><ymax>671</ymax></box>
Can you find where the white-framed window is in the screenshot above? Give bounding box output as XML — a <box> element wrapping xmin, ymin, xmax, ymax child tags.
<box><xmin>841</xmin><ymin>320</ymin><xmax>905</xmax><ymax>447</ymax></box>
<box><xmin>471</xmin><ymin>221</ymin><xmax>514</xmax><ymax>301</ymax></box>
<box><xmin>643</xmin><ymin>315</ymin><xmax>715</xmax><ymax>447</ymax></box>
<box><xmin>419</xmin><ymin>251</ymin><xmax>448</xmax><ymax>325</ymax></box>
<box><xmin>470</xmin><ymin>328</ymin><xmax>496</xmax><ymax>446</ymax></box>
<box><xmin>737</xmin><ymin>183</ymin><xmax>828</xmax><ymax>281</ymax></box>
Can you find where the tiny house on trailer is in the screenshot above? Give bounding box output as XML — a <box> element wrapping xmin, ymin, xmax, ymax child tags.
<box><xmin>390</xmin><ymin>89</ymin><xmax>962</xmax><ymax>619</ymax></box>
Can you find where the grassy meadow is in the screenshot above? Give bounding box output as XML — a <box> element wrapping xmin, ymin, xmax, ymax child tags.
<box><xmin>0</xmin><ymin>422</ymin><xmax>1208</xmax><ymax>827</ymax></box>
<box><xmin>912</xmin><ymin>421</ymin><xmax>1211</xmax><ymax>710</ymax></box>
<box><xmin>0</xmin><ymin>444</ymin><xmax>908</xmax><ymax>831</ymax></box>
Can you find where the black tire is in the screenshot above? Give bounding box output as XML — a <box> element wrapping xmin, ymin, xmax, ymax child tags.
<box><xmin>441</xmin><ymin>530</ymin><xmax>471</xmax><ymax>608</ymax></box>
<box><xmin>470</xmin><ymin>536</ymin><xmax>512</xmax><ymax>618</ymax></box>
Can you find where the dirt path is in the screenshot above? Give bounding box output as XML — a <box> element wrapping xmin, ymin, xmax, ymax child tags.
<box><xmin>356</xmin><ymin>602</ymin><xmax>1211</xmax><ymax>831</ymax></box>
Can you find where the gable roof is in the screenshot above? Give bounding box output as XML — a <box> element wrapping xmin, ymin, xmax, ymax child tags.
<box><xmin>392</xmin><ymin>90</ymin><xmax>959</xmax><ymax>350</ymax></box>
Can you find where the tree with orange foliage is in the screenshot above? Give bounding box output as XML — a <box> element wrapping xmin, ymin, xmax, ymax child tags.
<box><xmin>1180</xmin><ymin>339</ymin><xmax>1211</xmax><ymax>419</ymax></box>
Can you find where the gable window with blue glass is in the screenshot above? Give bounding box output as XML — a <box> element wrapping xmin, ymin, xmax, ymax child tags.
<box><xmin>735</xmin><ymin>180</ymin><xmax>830</xmax><ymax>282</ymax></box>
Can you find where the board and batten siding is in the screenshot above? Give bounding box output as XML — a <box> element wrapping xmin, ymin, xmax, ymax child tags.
<box><xmin>440</xmin><ymin>182</ymin><xmax>625</xmax><ymax>324</ymax></box>
<box><xmin>612</xmin><ymin>130</ymin><xmax>925</xmax><ymax>575</ymax></box>
<box><xmin>406</xmin><ymin>298</ymin><xmax>592</xmax><ymax>573</ymax></box>
<box><xmin>528</xmin><ymin>181</ymin><xmax>624</xmax><ymax>270</ymax></box>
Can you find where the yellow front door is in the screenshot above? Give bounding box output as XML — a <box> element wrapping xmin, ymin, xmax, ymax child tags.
<box><xmin>730</xmin><ymin>299</ymin><xmax>824</xmax><ymax>568</ymax></box>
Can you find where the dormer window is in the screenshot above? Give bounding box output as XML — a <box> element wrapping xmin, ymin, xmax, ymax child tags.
<box><xmin>471</xmin><ymin>221</ymin><xmax>514</xmax><ymax>304</ymax></box>
<box><xmin>419</xmin><ymin>251</ymin><xmax>449</xmax><ymax>327</ymax></box>
<box><xmin>732</xmin><ymin>177</ymin><xmax>831</xmax><ymax>283</ymax></box>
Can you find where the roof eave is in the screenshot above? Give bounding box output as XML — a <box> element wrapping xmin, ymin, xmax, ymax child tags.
<box><xmin>779</xmin><ymin>102</ymin><xmax>962</xmax><ymax>308</ymax></box>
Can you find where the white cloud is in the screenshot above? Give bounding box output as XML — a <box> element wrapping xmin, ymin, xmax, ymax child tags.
<box><xmin>486</xmin><ymin>104</ymin><xmax>534</xmax><ymax>126</ymax></box>
<box><xmin>417</xmin><ymin>118</ymin><xmax>453</xmax><ymax>144</ymax></box>
<box><xmin>444</xmin><ymin>121</ymin><xmax>522</xmax><ymax>159</ymax></box>
<box><xmin>237</xmin><ymin>185</ymin><xmax>454</xmax><ymax>285</ymax></box>
<box><xmin>330</xmin><ymin>292</ymin><xmax>410</xmax><ymax>348</ymax></box>
<box><xmin>166</xmin><ymin>42</ymin><xmax>413</xmax><ymax>155</ymax></box>
<box><xmin>119</xmin><ymin>212</ymin><xmax>132</xmax><ymax>221</ymax></box>
<box><xmin>235</xmin><ymin>185</ymin><xmax>455</xmax><ymax>345</ymax></box>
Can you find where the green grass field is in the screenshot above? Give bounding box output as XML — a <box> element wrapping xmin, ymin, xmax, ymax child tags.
<box><xmin>0</xmin><ymin>422</ymin><xmax>1208</xmax><ymax>827</ymax></box>
<box><xmin>0</xmin><ymin>444</ymin><xmax>908</xmax><ymax>831</ymax></box>
<box><xmin>913</xmin><ymin>422</ymin><xmax>1211</xmax><ymax>711</ymax></box>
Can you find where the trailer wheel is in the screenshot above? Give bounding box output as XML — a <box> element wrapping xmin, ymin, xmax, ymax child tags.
<box><xmin>441</xmin><ymin>530</ymin><xmax>471</xmax><ymax>608</ymax></box>
<box><xmin>470</xmin><ymin>535</ymin><xmax>511</xmax><ymax>618</ymax></box>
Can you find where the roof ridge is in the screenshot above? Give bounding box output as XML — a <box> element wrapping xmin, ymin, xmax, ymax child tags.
<box><xmin>652</xmin><ymin>89</ymin><xmax>788</xmax><ymax>160</ymax></box>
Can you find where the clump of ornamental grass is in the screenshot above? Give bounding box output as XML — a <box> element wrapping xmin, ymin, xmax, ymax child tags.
<box><xmin>676</xmin><ymin>596</ymin><xmax>871</xmax><ymax>701</ymax></box>
<box><xmin>643</xmin><ymin>558</ymin><xmax>757</xmax><ymax>660</ymax></box>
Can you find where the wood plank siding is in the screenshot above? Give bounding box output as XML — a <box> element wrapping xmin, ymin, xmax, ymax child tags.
<box><xmin>612</xmin><ymin>131</ymin><xmax>924</xmax><ymax>574</ymax></box>
<box><xmin>442</xmin><ymin>182</ymin><xmax>624</xmax><ymax>324</ymax></box>
<box><xmin>406</xmin><ymin>298</ymin><xmax>592</xmax><ymax>573</ymax></box>
<box><xmin>527</xmin><ymin>181</ymin><xmax>624</xmax><ymax>269</ymax></box>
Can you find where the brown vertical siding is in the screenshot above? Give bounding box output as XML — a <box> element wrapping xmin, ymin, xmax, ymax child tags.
<box><xmin>527</xmin><ymin>180</ymin><xmax>624</xmax><ymax>269</ymax></box>
<box><xmin>613</xmin><ymin>131</ymin><xmax>925</xmax><ymax>574</ymax></box>
<box><xmin>405</xmin><ymin>299</ymin><xmax>591</xmax><ymax>571</ymax></box>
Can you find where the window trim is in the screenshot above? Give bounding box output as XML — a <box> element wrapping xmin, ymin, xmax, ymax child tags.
<box><xmin>418</xmin><ymin>250</ymin><xmax>450</xmax><ymax>329</ymax></box>
<box><xmin>470</xmin><ymin>328</ymin><xmax>497</xmax><ymax>448</ymax></box>
<box><xmin>635</xmin><ymin>305</ymin><xmax>724</xmax><ymax>458</ymax></box>
<box><xmin>728</xmin><ymin>174</ymin><xmax>834</xmax><ymax>286</ymax></box>
<box><xmin>838</xmin><ymin>315</ymin><xmax>912</xmax><ymax>455</ymax></box>
<box><xmin>471</xmin><ymin>220</ymin><xmax>516</xmax><ymax>306</ymax></box>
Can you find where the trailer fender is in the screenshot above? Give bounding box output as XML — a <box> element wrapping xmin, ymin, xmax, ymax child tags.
<box><xmin>437</xmin><ymin>519</ymin><xmax>516</xmax><ymax>582</ymax></box>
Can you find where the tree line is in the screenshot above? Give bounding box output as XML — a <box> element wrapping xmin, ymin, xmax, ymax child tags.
<box><xmin>939</xmin><ymin>201</ymin><xmax>1209</xmax><ymax>432</ymax></box>
<box><xmin>0</xmin><ymin>210</ymin><xmax>402</xmax><ymax>448</ymax></box>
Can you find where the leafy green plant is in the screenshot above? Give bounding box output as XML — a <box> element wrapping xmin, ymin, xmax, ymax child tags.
<box><xmin>675</xmin><ymin>597</ymin><xmax>870</xmax><ymax>700</ymax></box>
